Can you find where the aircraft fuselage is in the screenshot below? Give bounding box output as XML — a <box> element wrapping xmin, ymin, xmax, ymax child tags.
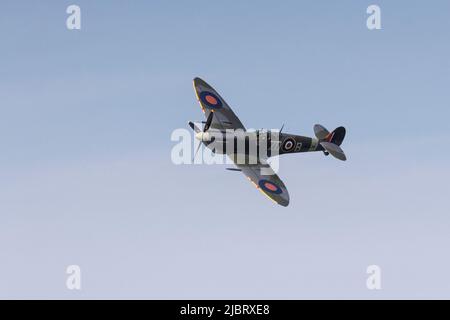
<box><xmin>196</xmin><ymin>129</ymin><xmax>325</xmax><ymax>160</ymax></box>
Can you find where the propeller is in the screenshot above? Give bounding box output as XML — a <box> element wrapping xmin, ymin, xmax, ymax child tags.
<box><xmin>193</xmin><ymin>112</ymin><xmax>214</xmax><ymax>161</ymax></box>
<box><xmin>188</xmin><ymin>121</ymin><xmax>196</xmax><ymax>131</ymax></box>
<box><xmin>203</xmin><ymin>112</ymin><xmax>214</xmax><ymax>131</ymax></box>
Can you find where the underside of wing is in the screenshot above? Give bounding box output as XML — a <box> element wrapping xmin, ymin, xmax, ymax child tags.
<box><xmin>236</xmin><ymin>160</ymin><xmax>290</xmax><ymax>207</ymax></box>
<box><xmin>193</xmin><ymin>77</ymin><xmax>245</xmax><ymax>131</ymax></box>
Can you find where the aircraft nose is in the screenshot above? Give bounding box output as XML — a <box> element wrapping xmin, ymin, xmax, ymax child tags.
<box><xmin>195</xmin><ymin>132</ymin><xmax>211</xmax><ymax>142</ymax></box>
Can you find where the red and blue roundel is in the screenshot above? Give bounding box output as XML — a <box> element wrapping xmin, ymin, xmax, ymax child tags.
<box><xmin>258</xmin><ymin>179</ymin><xmax>282</xmax><ymax>194</ymax></box>
<box><xmin>199</xmin><ymin>91</ymin><xmax>223</xmax><ymax>109</ymax></box>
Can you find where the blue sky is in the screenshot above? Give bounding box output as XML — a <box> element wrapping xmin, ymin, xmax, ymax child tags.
<box><xmin>0</xmin><ymin>1</ymin><xmax>449</xmax><ymax>298</ymax></box>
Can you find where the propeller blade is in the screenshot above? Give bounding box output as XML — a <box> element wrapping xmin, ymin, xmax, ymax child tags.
<box><xmin>204</xmin><ymin>112</ymin><xmax>214</xmax><ymax>132</ymax></box>
<box><xmin>192</xmin><ymin>140</ymin><xmax>202</xmax><ymax>162</ymax></box>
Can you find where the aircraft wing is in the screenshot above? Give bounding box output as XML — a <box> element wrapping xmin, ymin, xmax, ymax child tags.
<box><xmin>193</xmin><ymin>77</ymin><xmax>245</xmax><ymax>131</ymax></box>
<box><xmin>235</xmin><ymin>160</ymin><xmax>290</xmax><ymax>207</ymax></box>
<box><xmin>193</xmin><ymin>77</ymin><xmax>288</xmax><ymax>206</ymax></box>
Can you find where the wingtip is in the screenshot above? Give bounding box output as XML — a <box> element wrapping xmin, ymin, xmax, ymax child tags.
<box><xmin>193</xmin><ymin>77</ymin><xmax>213</xmax><ymax>89</ymax></box>
<box><xmin>278</xmin><ymin>197</ymin><xmax>290</xmax><ymax>207</ymax></box>
<box><xmin>193</xmin><ymin>77</ymin><xmax>205</xmax><ymax>85</ymax></box>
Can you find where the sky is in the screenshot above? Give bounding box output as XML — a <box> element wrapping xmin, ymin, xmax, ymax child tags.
<box><xmin>0</xmin><ymin>0</ymin><xmax>449</xmax><ymax>299</ymax></box>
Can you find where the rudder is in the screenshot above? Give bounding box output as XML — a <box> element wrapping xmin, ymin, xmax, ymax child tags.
<box><xmin>326</xmin><ymin>126</ymin><xmax>346</xmax><ymax>146</ymax></box>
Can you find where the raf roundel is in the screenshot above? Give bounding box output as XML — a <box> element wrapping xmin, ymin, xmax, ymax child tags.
<box><xmin>258</xmin><ymin>179</ymin><xmax>283</xmax><ymax>194</ymax></box>
<box><xmin>199</xmin><ymin>91</ymin><xmax>223</xmax><ymax>109</ymax></box>
<box><xmin>281</xmin><ymin>137</ymin><xmax>296</xmax><ymax>152</ymax></box>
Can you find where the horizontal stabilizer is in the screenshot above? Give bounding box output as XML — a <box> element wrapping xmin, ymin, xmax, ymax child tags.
<box><xmin>320</xmin><ymin>142</ymin><xmax>347</xmax><ymax>161</ymax></box>
<box><xmin>314</xmin><ymin>124</ymin><xmax>330</xmax><ymax>140</ymax></box>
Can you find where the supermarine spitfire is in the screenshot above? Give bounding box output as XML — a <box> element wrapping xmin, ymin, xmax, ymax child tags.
<box><xmin>189</xmin><ymin>77</ymin><xmax>346</xmax><ymax>207</ymax></box>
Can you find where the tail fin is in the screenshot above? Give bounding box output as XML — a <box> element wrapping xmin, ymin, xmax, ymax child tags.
<box><xmin>325</xmin><ymin>126</ymin><xmax>346</xmax><ymax>146</ymax></box>
<box><xmin>314</xmin><ymin>124</ymin><xmax>347</xmax><ymax>161</ymax></box>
